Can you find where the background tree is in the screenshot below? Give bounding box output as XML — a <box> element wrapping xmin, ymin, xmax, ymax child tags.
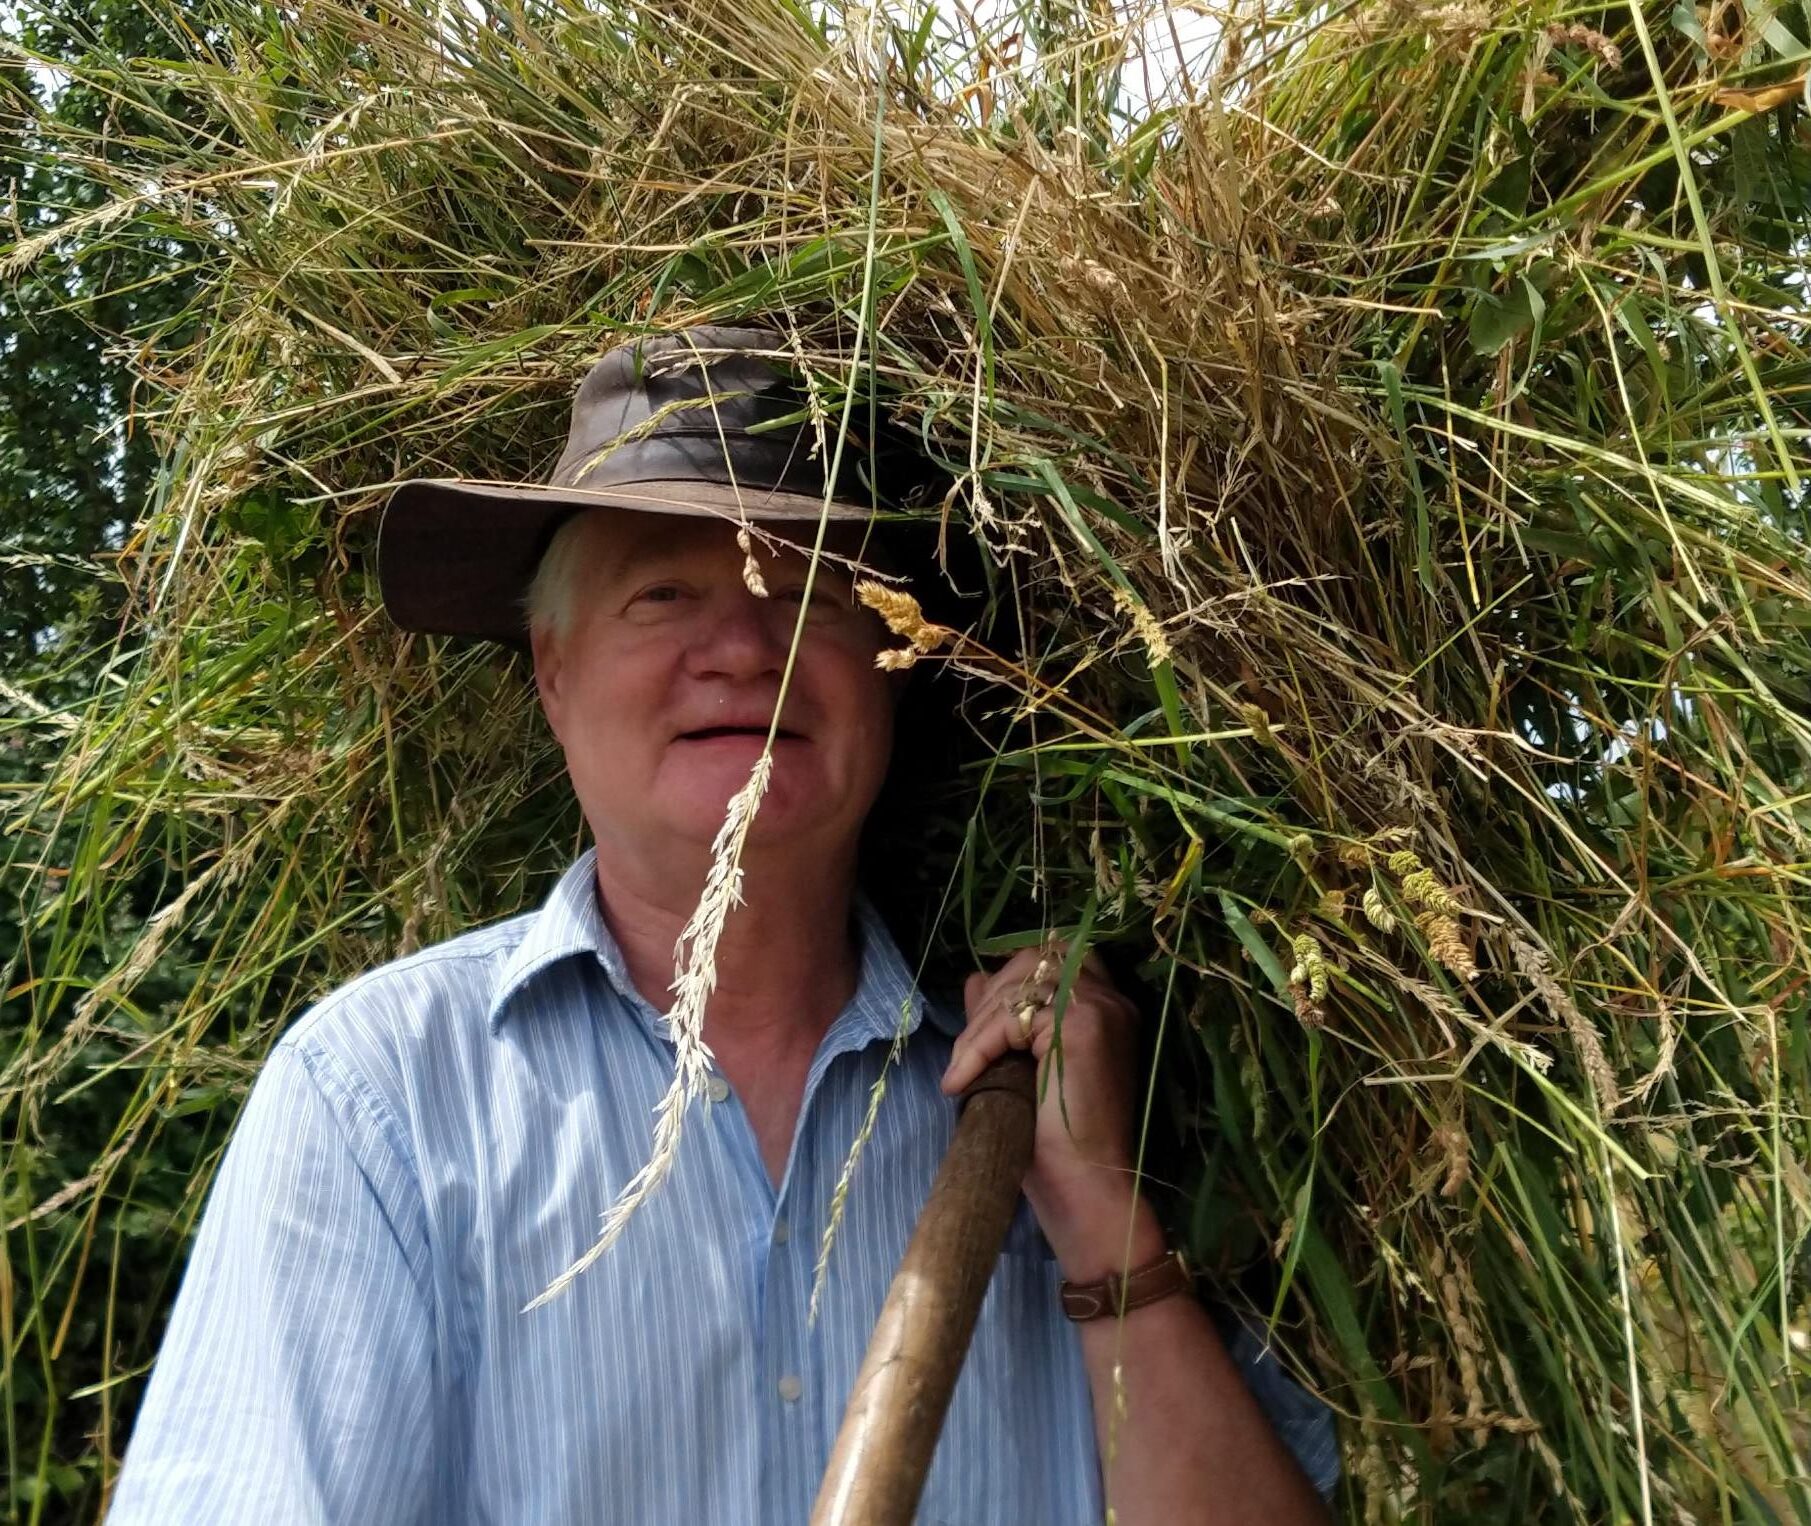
<box><xmin>3</xmin><ymin>3</ymin><xmax>204</xmax><ymax>1518</ymax></box>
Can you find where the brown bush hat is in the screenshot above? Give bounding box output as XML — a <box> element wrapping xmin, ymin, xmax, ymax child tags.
<box><xmin>377</xmin><ymin>324</ymin><xmax>945</xmax><ymax>641</ymax></box>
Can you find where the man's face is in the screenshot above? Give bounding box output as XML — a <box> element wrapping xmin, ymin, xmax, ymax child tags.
<box><xmin>531</xmin><ymin>512</ymin><xmax>898</xmax><ymax>865</ymax></box>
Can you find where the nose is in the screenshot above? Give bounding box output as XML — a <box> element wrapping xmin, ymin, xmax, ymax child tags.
<box><xmin>683</xmin><ymin>589</ymin><xmax>790</xmax><ymax>680</ymax></box>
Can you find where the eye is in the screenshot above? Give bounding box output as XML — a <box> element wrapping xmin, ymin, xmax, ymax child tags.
<box><xmin>618</xmin><ymin>580</ymin><xmax>694</xmax><ymax>619</ymax></box>
<box><xmin>774</xmin><ymin>579</ymin><xmax>850</xmax><ymax>612</ymax></box>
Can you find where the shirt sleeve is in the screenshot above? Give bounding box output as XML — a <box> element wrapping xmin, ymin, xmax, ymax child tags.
<box><xmin>107</xmin><ymin>1039</ymin><xmax>438</xmax><ymax>1525</ymax></box>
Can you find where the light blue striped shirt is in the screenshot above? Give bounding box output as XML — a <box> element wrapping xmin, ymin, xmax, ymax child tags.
<box><xmin>110</xmin><ymin>848</ymin><xmax>1338</xmax><ymax>1523</ymax></box>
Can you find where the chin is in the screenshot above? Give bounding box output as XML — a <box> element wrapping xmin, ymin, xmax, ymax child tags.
<box><xmin>662</xmin><ymin>765</ymin><xmax>816</xmax><ymax>838</ymax></box>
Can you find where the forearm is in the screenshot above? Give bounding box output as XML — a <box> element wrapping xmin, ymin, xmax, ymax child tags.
<box><xmin>1041</xmin><ymin>1193</ymin><xmax>1332</xmax><ymax>1526</ymax></box>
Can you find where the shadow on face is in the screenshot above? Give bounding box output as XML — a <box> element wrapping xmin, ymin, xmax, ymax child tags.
<box><xmin>528</xmin><ymin>511</ymin><xmax>904</xmax><ymax>877</ymax></box>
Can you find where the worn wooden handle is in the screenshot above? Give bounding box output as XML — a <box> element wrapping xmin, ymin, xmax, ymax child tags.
<box><xmin>810</xmin><ymin>1051</ymin><xmax>1039</xmax><ymax>1526</ymax></box>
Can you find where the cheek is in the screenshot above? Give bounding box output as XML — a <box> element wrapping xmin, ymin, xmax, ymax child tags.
<box><xmin>823</xmin><ymin>657</ymin><xmax>896</xmax><ymax>781</ymax></box>
<box><xmin>556</xmin><ymin>646</ymin><xmax>669</xmax><ymax>766</ymax></box>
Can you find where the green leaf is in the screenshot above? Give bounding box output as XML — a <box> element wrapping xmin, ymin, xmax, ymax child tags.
<box><xmin>1219</xmin><ymin>893</ymin><xmax>1290</xmax><ymax>991</ymax></box>
<box><xmin>1470</xmin><ymin>276</ymin><xmax>1546</xmax><ymax>357</ymax></box>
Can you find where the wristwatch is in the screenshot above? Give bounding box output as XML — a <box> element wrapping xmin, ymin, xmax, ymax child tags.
<box><xmin>1059</xmin><ymin>1247</ymin><xmax>1193</xmax><ymax>1321</ymax></box>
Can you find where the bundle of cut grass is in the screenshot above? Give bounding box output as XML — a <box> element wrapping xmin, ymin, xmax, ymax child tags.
<box><xmin>5</xmin><ymin>0</ymin><xmax>1810</xmax><ymax>1517</ymax></box>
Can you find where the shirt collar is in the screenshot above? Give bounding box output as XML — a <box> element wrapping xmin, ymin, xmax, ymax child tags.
<box><xmin>486</xmin><ymin>846</ymin><xmax>962</xmax><ymax>1042</ymax></box>
<box><xmin>485</xmin><ymin>849</ymin><xmax>617</xmax><ymax>1033</ymax></box>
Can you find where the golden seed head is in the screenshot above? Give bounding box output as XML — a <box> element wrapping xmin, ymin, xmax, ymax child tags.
<box><xmin>1546</xmin><ymin>20</ymin><xmax>1621</xmax><ymax>68</ymax></box>
<box><xmin>1362</xmin><ymin>886</ymin><xmax>1397</xmax><ymax>934</ymax></box>
<box><xmin>1425</xmin><ymin>882</ymin><xmax>1463</xmax><ymax>916</ymax></box>
<box><xmin>1418</xmin><ymin>911</ymin><xmax>1477</xmax><ymax>980</ymax></box>
<box><xmin>734</xmin><ymin>526</ymin><xmax>769</xmax><ymax>598</ymax></box>
<box><xmin>1400</xmin><ymin>867</ymin><xmax>1462</xmax><ymax>915</ymax></box>
<box><xmin>857</xmin><ymin>578</ymin><xmax>949</xmax><ymax>667</ymax></box>
<box><xmin>1398</xmin><ymin>867</ymin><xmax>1435</xmax><ymax>906</ymax></box>
<box><xmin>1290</xmin><ymin>933</ymin><xmax>1330</xmax><ymax>1001</ymax></box>
<box><xmin>1111</xmin><ymin>587</ymin><xmax>1173</xmax><ymax>666</ymax></box>
<box><xmin>1237</xmin><ymin>702</ymin><xmax>1275</xmax><ymax>746</ymax></box>
<box><xmin>1433</xmin><ymin>1121</ymin><xmax>1470</xmax><ymax>1198</ymax></box>
<box><xmin>857</xmin><ymin>579</ymin><xmax>932</xmax><ymax>641</ymax></box>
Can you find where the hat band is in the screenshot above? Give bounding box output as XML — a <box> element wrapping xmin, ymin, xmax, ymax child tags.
<box><xmin>551</xmin><ymin>425</ymin><xmax>915</xmax><ymax>510</ymax></box>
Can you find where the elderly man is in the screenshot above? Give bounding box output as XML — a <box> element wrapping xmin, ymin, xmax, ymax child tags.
<box><xmin>108</xmin><ymin>327</ymin><xmax>1338</xmax><ymax>1523</ymax></box>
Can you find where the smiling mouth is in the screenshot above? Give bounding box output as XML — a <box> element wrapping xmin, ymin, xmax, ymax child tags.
<box><xmin>676</xmin><ymin>726</ymin><xmax>804</xmax><ymax>741</ymax></box>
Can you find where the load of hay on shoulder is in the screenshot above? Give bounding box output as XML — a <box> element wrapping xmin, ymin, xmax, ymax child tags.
<box><xmin>11</xmin><ymin>0</ymin><xmax>1809</xmax><ymax>1517</ymax></box>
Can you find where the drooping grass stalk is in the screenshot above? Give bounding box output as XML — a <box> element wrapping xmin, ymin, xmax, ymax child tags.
<box><xmin>524</xmin><ymin>751</ymin><xmax>771</xmax><ymax>1312</ymax></box>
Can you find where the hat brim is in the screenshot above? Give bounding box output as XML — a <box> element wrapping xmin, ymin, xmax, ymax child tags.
<box><xmin>377</xmin><ymin>476</ymin><xmax>885</xmax><ymax>642</ymax></box>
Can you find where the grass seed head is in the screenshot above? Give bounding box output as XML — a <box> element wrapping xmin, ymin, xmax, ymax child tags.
<box><xmin>1111</xmin><ymin>587</ymin><xmax>1173</xmax><ymax>666</ymax></box>
<box><xmin>857</xmin><ymin>578</ymin><xmax>949</xmax><ymax>667</ymax></box>
<box><xmin>736</xmin><ymin>526</ymin><xmax>769</xmax><ymax>598</ymax></box>
<box><xmin>1417</xmin><ymin>911</ymin><xmax>1477</xmax><ymax>981</ymax></box>
<box><xmin>1237</xmin><ymin>701</ymin><xmax>1276</xmax><ymax>746</ymax></box>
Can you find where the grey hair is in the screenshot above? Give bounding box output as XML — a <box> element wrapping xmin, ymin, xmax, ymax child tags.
<box><xmin>523</xmin><ymin>510</ymin><xmax>601</xmax><ymax>644</ymax></box>
<box><xmin>523</xmin><ymin>510</ymin><xmax>893</xmax><ymax>643</ymax></box>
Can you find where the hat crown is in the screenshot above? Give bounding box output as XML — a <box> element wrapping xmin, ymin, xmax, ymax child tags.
<box><xmin>552</xmin><ymin>325</ymin><xmax>804</xmax><ymax>493</ymax></box>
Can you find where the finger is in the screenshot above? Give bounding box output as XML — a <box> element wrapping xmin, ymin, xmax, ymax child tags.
<box><xmin>962</xmin><ymin>970</ymin><xmax>990</xmax><ymax>1027</ymax></box>
<box><xmin>962</xmin><ymin>963</ymin><xmax>1040</xmax><ymax>1045</ymax></box>
<box><xmin>944</xmin><ymin>1004</ymin><xmax>984</xmax><ymax>1085</ymax></box>
<box><xmin>993</xmin><ymin>942</ymin><xmax>1063</xmax><ymax>995</ymax></box>
<box><xmin>995</xmin><ymin>943</ymin><xmax>1066</xmax><ymax>1010</ymax></box>
<box><xmin>941</xmin><ymin>1000</ymin><xmax>1042</xmax><ymax>1095</ymax></box>
<box><xmin>956</xmin><ymin>964</ymin><xmax>1031</xmax><ymax>1075</ymax></box>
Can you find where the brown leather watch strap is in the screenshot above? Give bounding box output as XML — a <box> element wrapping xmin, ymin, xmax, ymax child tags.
<box><xmin>1059</xmin><ymin>1248</ymin><xmax>1193</xmax><ymax>1321</ymax></box>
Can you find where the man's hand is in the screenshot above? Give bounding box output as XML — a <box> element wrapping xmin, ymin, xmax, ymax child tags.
<box><xmin>940</xmin><ymin>943</ymin><xmax>1161</xmax><ymax>1278</ymax></box>
<box><xmin>940</xmin><ymin>944</ymin><xmax>1335</xmax><ymax>1522</ymax></box>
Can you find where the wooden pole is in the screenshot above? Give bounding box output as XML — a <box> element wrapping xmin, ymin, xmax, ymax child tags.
<box><xmin>810</xmin><ymin>1051</ymin><xmax>1039</xmax><ymax>1526</ymax></box>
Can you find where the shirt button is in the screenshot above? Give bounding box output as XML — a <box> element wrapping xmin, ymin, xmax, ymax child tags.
<box><xmin>772</xmin><ymin>1217</ymin><xmax>791</xmax><ymax>1246</ymax></box>
<box><xmin>706</xmin><ymin>1075</ymin><xmax>731</xmax><ymax>1104</ymax></box>
<box><xmin>777</xmin><ymin>1374</ymin><xmax>803</xmax><ymax>1403</ymax></box>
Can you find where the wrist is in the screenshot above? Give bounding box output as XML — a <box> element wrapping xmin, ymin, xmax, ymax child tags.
<box><xmin>1060</xmin><ymin>1246</ymin><xmax>1194</xmax><ymax>1322</ymax></box>
<box><xmin>1032</xmin><ymin>1182</ymin><xmax>1168</xmax><ymax>1281</ymax></box>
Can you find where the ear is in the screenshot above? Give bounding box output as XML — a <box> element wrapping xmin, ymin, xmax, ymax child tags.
<box><xmin>529</xmin><ymin>621</ymin><xmax>567</xmax><ymax>744</ymax></box>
